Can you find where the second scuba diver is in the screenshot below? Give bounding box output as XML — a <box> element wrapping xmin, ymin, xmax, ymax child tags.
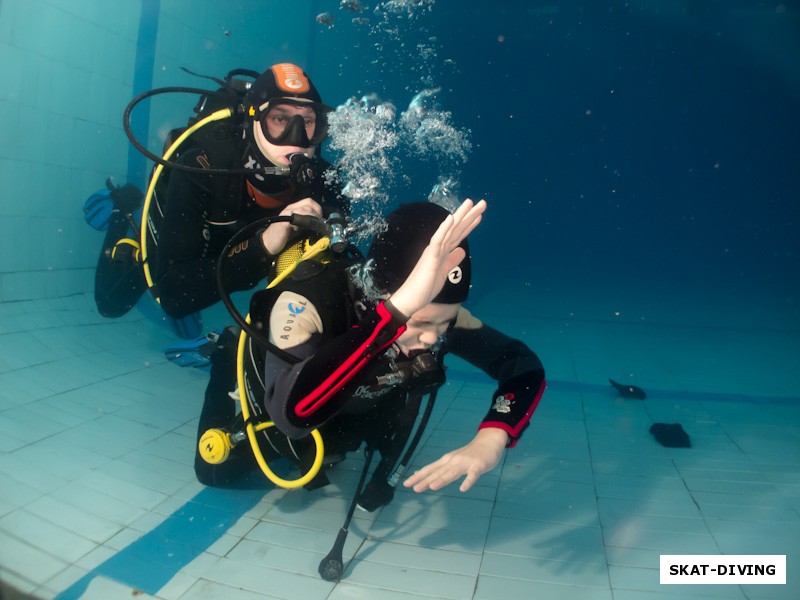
<box><xmin>154</xmin><ymin>62</ymin><xmax>348</xmax><ymax>318</ymax></box>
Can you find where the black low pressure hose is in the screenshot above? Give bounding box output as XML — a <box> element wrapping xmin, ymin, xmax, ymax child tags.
<box><xmin>392</xmin><ymin>388</ymin><xmax>438</xmax><ymax>483</ymax></box>
<box><xmin>215</xmin><ymin>215</ymin><xmax>298</xmax><ymax>362</ymax></box>
<box><xmin>355</xmin><ymin>388</ymin><xmax>439</xmax><ymax>512</ymax></box>
<box><xmin>215</xmin><ymin>213</ymin><xmax>347</xmax><ymax>364</ymax></box>
<box><xmin>319</xmin><ymin>447</ymin><xmax>375</xmax><ymax>581</ymax></box>
<box><xmin>122</xmin><ymin>86</ymin><xmax>287</xmax><ymax>177</ymax></box>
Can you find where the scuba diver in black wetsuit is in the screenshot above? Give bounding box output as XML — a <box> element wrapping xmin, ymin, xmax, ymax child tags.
<box><xmin>93</xmin><ymin>180</ymin><xmax>148</xmax><ymax>318</ymax></box>
<box><xmin>90</xmin><ymin>63</ymin><xmax>347</xmax><ymax>326</ymax></box>
<box><xmin>195</xmin><ymin>200</ymin><xmax>546</xmax><ymax>514</ymax></box>
<box><xmin>154</xmin><ymin>63</ymin><xmax>348</xmax><ymax>318</ymax></box>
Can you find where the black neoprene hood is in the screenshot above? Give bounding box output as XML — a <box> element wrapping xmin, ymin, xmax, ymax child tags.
<box><xmin>368</xmin><ymin>202</ymin><xmax>472</xmax><ymax>305</ymax></box>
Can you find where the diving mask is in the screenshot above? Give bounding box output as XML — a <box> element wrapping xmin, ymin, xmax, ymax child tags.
<box><xmin>257</xmin><ymin>100</ymin><xmax>329</xmax><ymax>148</ymax></box>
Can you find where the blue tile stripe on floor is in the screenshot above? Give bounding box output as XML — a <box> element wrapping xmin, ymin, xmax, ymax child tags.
<box><xmin>54</xmin><ymin>487</ymin><xmax>266</xmax><ymax>599</ymax></box>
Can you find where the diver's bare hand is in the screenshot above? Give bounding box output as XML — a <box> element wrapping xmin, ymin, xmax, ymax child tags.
<box><xmin>403</xmin><ymin>427</ymin><xmax>507</xmax><ymax>493</ymax></box>
<box><xmin>389</xmin><ymin>199</ymin><xmax>486</xmax><ymax>318</ymax></box>
<box><xmin>261</xmin><ymin>198</ymin><xmax>323</xmax><ymax>255</ymax></box>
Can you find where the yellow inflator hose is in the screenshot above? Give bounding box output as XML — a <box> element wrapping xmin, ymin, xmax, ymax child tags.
<box><xmin>231</xmin><ymin>237</ymin><xmax>332</xmax><ymax>488</ymax></box>
<box><xmin>139</xmin><ymin>107</ymin><xmax>234</xmax><ymax>298</ymax></box>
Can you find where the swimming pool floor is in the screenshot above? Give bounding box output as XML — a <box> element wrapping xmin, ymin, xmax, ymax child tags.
<box><xmin>0</xmin><ymin>289</ymin><xmax>798</xmax><ymax>599</ymax></box>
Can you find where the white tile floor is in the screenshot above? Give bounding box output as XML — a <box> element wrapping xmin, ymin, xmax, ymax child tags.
<box><xmin>0</xmin><ymin>287</ymin><xmax>798</xmax><ymax>599</ymax></box>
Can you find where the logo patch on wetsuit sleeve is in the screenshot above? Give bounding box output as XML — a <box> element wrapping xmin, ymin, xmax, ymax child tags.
<box><xmin>491</xmin><ymin>392</ymin><xmax>514</xmax><ymax>414</ymax></box>
<box><xmin>269</xmin><ymin>291</ymin><xmax>323</xmax><ymax>349</ymax></box>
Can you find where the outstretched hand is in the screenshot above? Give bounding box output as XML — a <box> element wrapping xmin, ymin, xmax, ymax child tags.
<box><xmin>389</xmin><ymin>199</ymin><xmax>486</xmax><ymax>318</ymax></box>
<box><xmin>403</xmin><ymin>427</ymin><xmax>508</xmax><ymax>493</ymax></box>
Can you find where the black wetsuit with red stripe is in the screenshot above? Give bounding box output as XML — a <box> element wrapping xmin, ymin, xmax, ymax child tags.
<box><xmin>255</xmin><ymin>257</ymin><xmax>546</xmax><ymax>451</ymax></box>
<box><xmin>193</xmin><ymin>255</ymin><xmax>545</xmax><ymax>488</ymax></box>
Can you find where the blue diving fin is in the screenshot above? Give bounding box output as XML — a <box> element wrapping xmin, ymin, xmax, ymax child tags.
<box><xmin>83</xmin><ymin>188</ymin><xmax>114</xmax><ymax>231</ymax></box>
<box><xmin>164</xmin><ymin>330</ymin><xmax>222</xmax><ymax>371</ymax></box>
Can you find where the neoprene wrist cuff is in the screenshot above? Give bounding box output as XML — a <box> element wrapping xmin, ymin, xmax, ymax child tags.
<box><xmin>382</xmin><ymin>298</ymin><xmax>410</xmax><ymax>323</ymax></box>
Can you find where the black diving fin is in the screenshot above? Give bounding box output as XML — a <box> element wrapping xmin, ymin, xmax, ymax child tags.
<box><xmin>609</xmin><ymin>378</ymin><xmax>647</xmax><ymax>399</ymax></box>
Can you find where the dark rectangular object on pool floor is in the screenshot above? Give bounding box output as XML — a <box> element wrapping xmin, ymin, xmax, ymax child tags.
<box><xmin>649</xmin><ymin>423</ymin><xmax>691</xmax><ymax>448</ymax></box>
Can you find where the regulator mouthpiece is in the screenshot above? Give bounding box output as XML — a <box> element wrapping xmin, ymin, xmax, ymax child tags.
<box><xmin>288</xmin><ymin>152</ymin><xmax>318</xmax><ymax>187</ymax></box>
<box><xmin>375</xmin><ymin>352</ymin><xmax>443</xmax><ymax>390</ymax></box>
